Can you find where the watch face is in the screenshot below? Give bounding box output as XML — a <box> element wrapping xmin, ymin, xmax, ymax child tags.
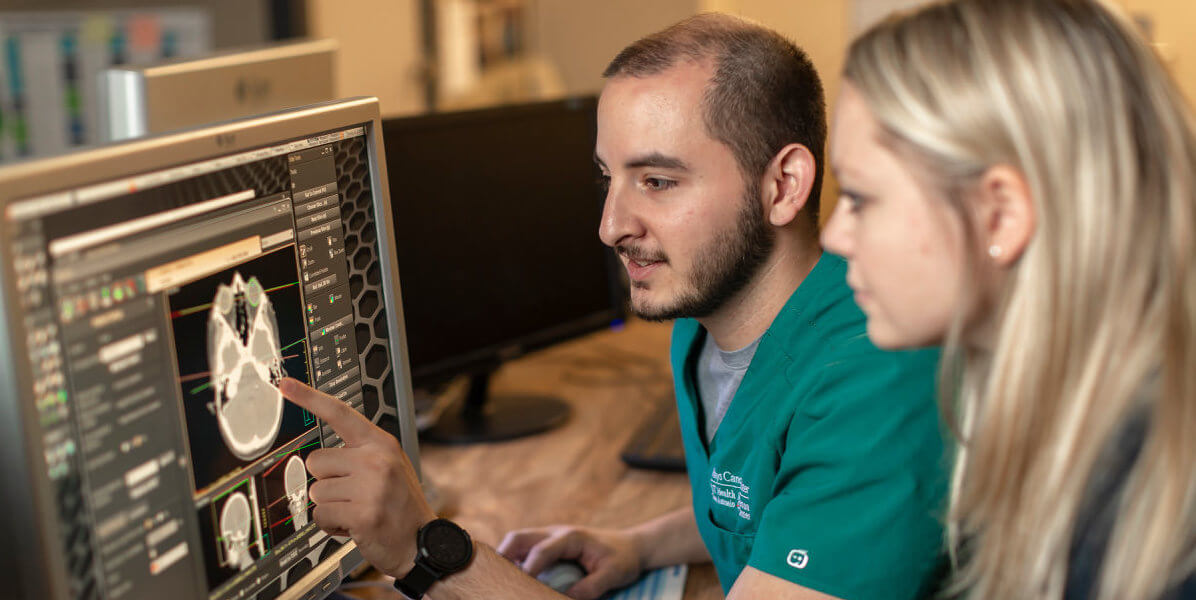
<box><xmin>422</xmin><ymin>520</ymin><xmax>471</xmax><ymax>571</ymax></box>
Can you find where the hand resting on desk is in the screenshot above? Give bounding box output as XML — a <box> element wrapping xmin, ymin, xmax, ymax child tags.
<box><xmin>498</xmin><ymin>525</ymin><xmax>645</xmax><ymax>600</ymax></box>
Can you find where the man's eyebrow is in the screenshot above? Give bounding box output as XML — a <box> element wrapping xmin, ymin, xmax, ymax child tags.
<box><xmin>625</xmin><ymin>153</ymin><xmax>689</xmax><ymax>172</ymax></box>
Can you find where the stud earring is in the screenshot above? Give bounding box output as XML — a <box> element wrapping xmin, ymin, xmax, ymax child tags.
<box><xmin>988</xmin><ymin>245</ymin><xmax>1003</xmax><ymax>258</ymax></box>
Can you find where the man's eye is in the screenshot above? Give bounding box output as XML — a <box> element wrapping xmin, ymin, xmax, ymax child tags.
<box><xmin>643</xmin><ymin>177</ymin><xmax>676</xmax><ymax>191</ymax></box>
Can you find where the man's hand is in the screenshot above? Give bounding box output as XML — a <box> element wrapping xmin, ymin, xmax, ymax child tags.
<box><xmin>497</xmin><ymin>525</ymin><xmax>643</xmax><ymax>600</ymax></box>
<box><xmin>279</xmin><ymin>378</ymin><xmax>436</xmax><ymax>578</ymax></box>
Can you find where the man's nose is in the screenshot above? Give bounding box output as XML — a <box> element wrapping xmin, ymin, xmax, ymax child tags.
<box><xmin>598</xmin><ymin>181</ymin><xmax>644</xmax><ymax>248</ymax></box>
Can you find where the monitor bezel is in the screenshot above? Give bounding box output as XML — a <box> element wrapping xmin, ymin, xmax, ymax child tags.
<box><xmin>0</xmin><ymin>96</ymin><xmax>420</xmax><ymax>600</ymax></box>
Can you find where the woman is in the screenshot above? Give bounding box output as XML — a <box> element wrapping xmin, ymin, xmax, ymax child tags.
<box><xmin>820</xmin><ymin>0</ymin><xmax>1196</xmax><ymax>598</ymax></box>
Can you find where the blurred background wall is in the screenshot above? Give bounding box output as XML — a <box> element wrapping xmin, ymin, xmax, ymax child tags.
<box><xmin>302</xmin><ymin>0</ymin><xmax>1194</xmax><ymax>222</ymax></box>
<box><xmin>3</xmin><ymin>0</ymin><xmax>1193</xmax><ymax>217</ymax></box>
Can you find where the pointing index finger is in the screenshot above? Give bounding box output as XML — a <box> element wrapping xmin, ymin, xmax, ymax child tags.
<box><xmin>279</xmin><ymin>378</ymin><xmax>376</xmax><ymax>446</ymax></box>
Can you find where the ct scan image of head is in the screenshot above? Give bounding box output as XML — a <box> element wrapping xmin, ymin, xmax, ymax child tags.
<box><xmin>207</xmin><ymin>272</ymin><xmax>285</xmax><ymax>460</ymax></box>
<box><xmin>283</xmin><ymin>454</ymin><xmax>310</xmax><ymax>531</ymax></box>
<box><xmin>219</xmin><ymin>491</ymin><xmax>254</xmax><ymax>571</ymax></box>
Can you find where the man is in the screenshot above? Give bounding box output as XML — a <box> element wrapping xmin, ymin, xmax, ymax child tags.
<box><xmin>283</xmin><ymin>13</ymin><xmax>946</xmax><ymax>600</ymax></box>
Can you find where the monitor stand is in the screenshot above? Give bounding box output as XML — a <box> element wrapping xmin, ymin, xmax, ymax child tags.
<box><xmin>421</xmin><ymin>371</ymin><xmax>570</xmax><ymax>444</ymax></box>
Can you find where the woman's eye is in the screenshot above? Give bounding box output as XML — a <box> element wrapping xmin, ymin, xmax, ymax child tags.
<box><xmin>597</xmin><ymin>174</ymin><xmax>611</xmax><ymax>192</ymax></box>
<box><xmin>841</xmin><ymin>191</ymin><xmax>868</xmax><ymax>213</ymax></box>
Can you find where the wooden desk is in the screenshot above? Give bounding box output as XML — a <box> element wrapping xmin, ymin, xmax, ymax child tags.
<box><xmin>342</xmin><ymin>319</ymin><xmax>722</xmax><ymax>599</ymax></box>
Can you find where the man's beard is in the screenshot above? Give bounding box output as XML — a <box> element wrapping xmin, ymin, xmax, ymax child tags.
<box><xmin>629</xmin><ymin>181</ymin><xmax>775</xmax><ymax>321</ymax></box>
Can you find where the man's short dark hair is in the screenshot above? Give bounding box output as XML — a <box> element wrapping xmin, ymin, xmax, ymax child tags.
<box><xmin>604</xmin><ymin>13</ymin><xmax>827</xmax><ymax>224</ymax></box>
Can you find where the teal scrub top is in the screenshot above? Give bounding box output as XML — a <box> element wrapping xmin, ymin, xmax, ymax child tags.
<box><xmin>671</xmin><ymin>253</ymin><xmax>947</xmax><ymax>599</ymax></box>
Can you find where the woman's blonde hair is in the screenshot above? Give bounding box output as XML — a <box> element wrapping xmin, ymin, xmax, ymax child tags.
<box><xmin>844</xmin><ymin>0</ymin><xmax>1196</xmax><ymax>598</ymax></box>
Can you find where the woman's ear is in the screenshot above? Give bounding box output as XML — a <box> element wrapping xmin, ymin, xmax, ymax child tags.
<box><xmin>975</xmin><ymin>165</ymin><xmax>1035</xmax><ymax>266</ymax></box>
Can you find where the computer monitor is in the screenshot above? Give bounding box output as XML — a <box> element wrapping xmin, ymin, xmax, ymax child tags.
<box><xmin>382</xmin><ymin>96</ymin><xmax>625</xmax><ymax>444</ymax></box>
<box><xmin>100</xmin><ymin>38</ymin><xmax>338</xmax><ymax>142</ymax></box>
<box><xmin>0</xmin><ymin>97</ymin><xmax>419</xmax><ymax>600</ymax></box>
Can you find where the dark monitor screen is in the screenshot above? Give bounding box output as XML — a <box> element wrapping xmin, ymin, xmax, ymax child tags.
<box><xmin>383</xmin><ymin>97</ymin><xmax>623</xmax><ymax>389</ymax></box>
<box><xmin>0</xmin><ymin>99</ymin><xmax>419</xmax><ymax>600</ymax></box>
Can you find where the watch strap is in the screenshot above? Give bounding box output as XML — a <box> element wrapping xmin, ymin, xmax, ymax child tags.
<box><xmin>393</xmin><ymin>561</ymin><xmax>440</xmax><ymax>599</ymax></box>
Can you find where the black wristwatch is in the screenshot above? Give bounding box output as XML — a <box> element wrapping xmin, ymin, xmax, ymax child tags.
<box><xmin>393</xmin><ymin>518</ymin><xmax>474</xmax><ymax>599</ymax></box>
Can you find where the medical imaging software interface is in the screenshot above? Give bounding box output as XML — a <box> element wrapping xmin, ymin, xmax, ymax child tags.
<box><xmin>7</xmin><ymin>126</ymin><xmax>373</xmax><ymax>600</ymax></box>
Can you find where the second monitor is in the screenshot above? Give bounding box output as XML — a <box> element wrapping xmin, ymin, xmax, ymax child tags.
<box><xmin>383</xmin><ymin>96</ymin><xmax>625</xmax><ymax>443</ymax></box>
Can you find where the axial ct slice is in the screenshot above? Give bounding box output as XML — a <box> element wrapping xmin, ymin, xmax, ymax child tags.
<box><xmin>207</xmin><ymin>272</ymin><xmax>286</xmax><ymax>460</ymax></box>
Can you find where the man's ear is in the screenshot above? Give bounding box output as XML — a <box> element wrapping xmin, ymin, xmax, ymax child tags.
<box><xmin>763</xmin><ymin>143</ymin><xmax>816</xmax><ymax>227</ymax></box>
<box><xmin>975</xmin><ymin>165</ymin><xmax>1035</xmax><ymax>266</ymax></box>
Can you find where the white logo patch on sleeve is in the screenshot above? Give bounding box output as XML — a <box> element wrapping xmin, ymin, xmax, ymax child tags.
<box><xmin>787</xmin><ymin>549</ymin><xmax>809</xmax><ymax>569</ymax></box>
